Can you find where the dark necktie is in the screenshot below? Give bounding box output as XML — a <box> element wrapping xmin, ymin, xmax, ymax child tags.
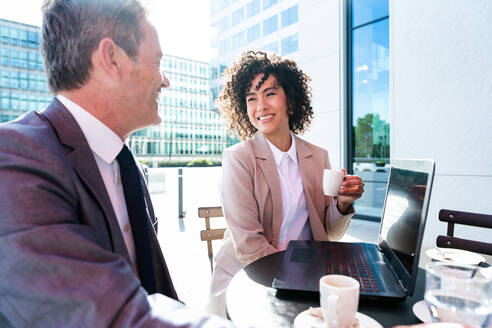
<box><xmin>117</xmin><ymin>145</ymin><xmax>156</xmax><ymax>294</ymax></box>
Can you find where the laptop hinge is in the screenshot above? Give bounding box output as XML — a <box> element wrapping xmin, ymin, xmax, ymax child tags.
<box><xmin>397</xmin><ymin>279</ymin><xmax>408</xmax><ymax>294</ymax></box>
<box><xmin>379</xmin><ymin>244</ymin><xmax>409</xmax><ymax>295</ymax></box>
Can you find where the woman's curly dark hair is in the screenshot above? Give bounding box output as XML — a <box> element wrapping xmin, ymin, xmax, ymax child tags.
<box><xmin>218</xmin><ymin>50</ymin><xmax>313</xmax><ymax>140</ymax></box>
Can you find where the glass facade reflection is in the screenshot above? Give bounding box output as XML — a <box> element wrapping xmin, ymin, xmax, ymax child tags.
<box><xmin>209</xmin><ymin>0</ymin><xmax>300</xmax><ymax>149</ymax></box>
<box><xmin>0</xmin><ymin>19</ymin><xmax>51</xmax><ymax>124</ymax></box>
<box><xmin>348</xmin><ymin>0</ymin><xmax>389</xmax><ymax>219</ymax></box>
<box><xmin>0</xmin><ymin>18</ymin><xmax>228</xmax><ymax>163</ymax></box>
<box><xmin>129</xmin><ymin>55</ymin><xmax>230</xmax><ymax>162</ymax></box>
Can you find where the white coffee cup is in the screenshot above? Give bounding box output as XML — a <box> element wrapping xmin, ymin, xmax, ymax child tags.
<box><xmin>319</xmin><ymin>275</ymin><xmax>360</xmax><ymax>328</ymax></box>
<box><xmin>323</xmin><ymin>169</ymin><xmax>345</xmax><ymax>196</ymax></box>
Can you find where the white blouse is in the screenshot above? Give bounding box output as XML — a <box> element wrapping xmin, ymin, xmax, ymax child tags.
<box><xmin>265</xmin><ymin>133</ymin><xmax>312</xmax><ymax>250</ymax></box>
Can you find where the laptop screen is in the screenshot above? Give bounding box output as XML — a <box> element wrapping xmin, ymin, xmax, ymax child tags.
<box><xmin>379</xmin><ymin>168</ymin><xmax>430</xmax><ymax>274</ymax></box>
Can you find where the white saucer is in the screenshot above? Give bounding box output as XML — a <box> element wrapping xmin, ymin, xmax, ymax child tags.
<box><xmin>426</xmin><ymin>248</ymin><xmax>485</xmax><ymax>265</ymax></box>
<box><xmin>412</xmin><ymin>300</ymin><xmax>432</xmax><ymax>323</ymax></box>
<box><xmin>293</xmin><ymin>309</ymin><xmax>382</xmax><ymax>328</ymax></box>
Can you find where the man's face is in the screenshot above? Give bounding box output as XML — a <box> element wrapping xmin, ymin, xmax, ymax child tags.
<box><xmin>122</xmin><ymin>20</ymin><xmax>169</xmax><ymax>133</ymax></box>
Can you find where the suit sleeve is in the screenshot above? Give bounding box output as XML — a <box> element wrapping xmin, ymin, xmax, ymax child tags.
<box><xmin>323</xmin><ymin>150</ymin><xmax>355</xmax><ymax>241</ymax></box>
<box><xmin>0</xmin><ymin>130</ymin><xmax>234</xmax><ymax>328</ymax></box>
<box><xmin>220</xmin><ymin>148</ymin><xmax>278</xmax><ymax>267</ymax></box>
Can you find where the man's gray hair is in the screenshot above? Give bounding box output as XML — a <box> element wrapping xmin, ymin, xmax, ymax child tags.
<box><xmin>41</xmin><ymin>0</ymin><xmax>147</xmax><ymax>93</ymax></box>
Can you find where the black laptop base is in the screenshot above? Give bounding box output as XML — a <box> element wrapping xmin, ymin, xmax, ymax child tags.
<box><xmin>272</xmin><ymin>241</ymin><xmax>407</xmax><ymax>301</ymax></box>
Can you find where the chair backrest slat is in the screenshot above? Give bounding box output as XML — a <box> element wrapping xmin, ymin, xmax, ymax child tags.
<box><xmin>200</xmin><ymin>228</ymin><xmax>226</xmax><ymax>241</ymax></box>
<box><xmin>439</xmin><ymin>209</ymin><xmax>492</xmax><ymax>228</ymax></box>
<box><xmin>436</xmin><ymin>235</ymin><xmax>492</xmax><ymax>255</ymax></box>
<box><xmin>198</xmin><ymin>207</ymin><xmax>224</xmax><ymax>218</ymax></box>
<box><xmin>436</xmin><ymin>208</ymin><xmax>492</xmax><ymax>256</ymax></box>
<box><xmin>197</xmin><ymin>206</ymin><xmax>225</xmax><ymax>272</ymax></box>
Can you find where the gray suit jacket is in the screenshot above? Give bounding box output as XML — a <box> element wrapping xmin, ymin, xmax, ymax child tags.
<box><xmin>0</xmin><ymin>99</ymin><xmax>233</xmax><ymax>327</ymax></box>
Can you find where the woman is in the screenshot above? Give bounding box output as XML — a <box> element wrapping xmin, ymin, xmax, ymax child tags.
<box><xmin>208</xmin><ymin>51</ymin><xmax>364</xmax><ymax>316</ymax></box>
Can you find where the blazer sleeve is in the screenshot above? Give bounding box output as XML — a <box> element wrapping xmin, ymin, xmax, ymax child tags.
<box><xmin>220</xmin><ymin>148</ymin><xmax>278</xmax><ymax>266</ymax></box>
<box><xmin>323</xmin><ymin>150</ymin><xmax>355</xmax><ymax>241</ymax></box>
<box><xmin>0</xmin><ymin>130</ymin><xmax>234</xmax><ymax>327</ymax></box>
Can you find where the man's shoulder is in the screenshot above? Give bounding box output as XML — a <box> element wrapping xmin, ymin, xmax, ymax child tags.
<box><xmin>0</xmin><ymin>111</ymin><xmax>63</xmax><ymax>156</ymax></box>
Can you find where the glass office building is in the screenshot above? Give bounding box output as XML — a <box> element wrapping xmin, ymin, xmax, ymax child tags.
<box><xmin>129</xmin><ymin>54</ymin><xmax>230</xmax><ymax>163</ymax></box>
<box><xmin>0</xmin><ymin>19</ymin><xmax>51</xmax><ymax>124</ymax></box>
<box><xmin>209</xmin><ymin>0</ymin><xmax>390</xmax><ymax>220</ymax></box>
<box><xmin>209</xmin><ymin>0</ymin><xmax>299</xmax><ymax>107</ymax></box>
<box><xmin>0</xmin><ymin>18</ymin><xmax>228</xmax><ymax>164</ymax></box>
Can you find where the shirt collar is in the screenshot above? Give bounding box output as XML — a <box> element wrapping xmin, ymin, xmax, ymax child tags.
<box><xmin>265</xmin><ymin>132</ymin><xmax>298</xmax><ymax>166</ymax></box>
<box><xmin>56</xmin><ymin>95</ymin><xmax>123</xmax><ymax>164</ymax></box>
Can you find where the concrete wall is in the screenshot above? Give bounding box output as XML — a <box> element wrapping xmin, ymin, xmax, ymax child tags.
<box><xmin>298</xmin><ymin>0</ymin><xmax>345</xmax><ymax>168</ymax></box>
<box><xmin>390</xmin><ymin>0</ymin><xmax>492</xmax><ymax>263</ymax></box>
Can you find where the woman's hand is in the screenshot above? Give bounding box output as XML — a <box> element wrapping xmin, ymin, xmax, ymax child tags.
<box><xmin>336</xmin><ymin>169</ymin><xmax>364</xmax><ymax>214</ymax></box>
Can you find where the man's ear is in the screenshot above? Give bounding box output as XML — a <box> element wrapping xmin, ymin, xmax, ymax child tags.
<box><xmin>93</xmin><ymin>37</ymin><xmax>125</xmax><ymax>77</ymax></box>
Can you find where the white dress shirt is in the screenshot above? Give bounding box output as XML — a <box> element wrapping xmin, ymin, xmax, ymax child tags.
<box><xmin>266</xmin><ymin>134</ymin><xmax>311</xmax><ymax>250</ymax></box>
<box><xmin>56</xmin><ymin>95</ymin><xmax>137</xmax><ymax>270</ymax></box>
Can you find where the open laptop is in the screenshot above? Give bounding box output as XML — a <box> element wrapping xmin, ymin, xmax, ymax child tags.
<box><xmin>272</xmin><ymin>159</ymin><xmax>435</xmax><ymax>301</ymax></box>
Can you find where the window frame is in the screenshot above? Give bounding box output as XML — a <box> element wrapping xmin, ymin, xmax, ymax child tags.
<box><xmin>346</xmin><ymin>0</ymin><xmax>390</xmax><ymax>221</ymax></box>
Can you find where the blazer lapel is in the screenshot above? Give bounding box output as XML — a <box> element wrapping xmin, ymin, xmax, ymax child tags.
<box><xmin>40</xmin><ymin>99</ymin><xmax>131</xmax><ymax>263</ymax></box>
<box><xmin>251</xmin><ymin>133</ymin><xmax>283</xmax><ymax>247</ymax></box>
<box><xmin>295</xmin><ymin>136</ymin><xmax>327</xmax><ymax>241</ymax></box>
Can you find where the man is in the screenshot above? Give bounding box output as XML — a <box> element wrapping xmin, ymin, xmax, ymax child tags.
<box><xmin>0</xmin><ymin>0</ymin><xmax>233</xmax><ymax>326</ymax></box>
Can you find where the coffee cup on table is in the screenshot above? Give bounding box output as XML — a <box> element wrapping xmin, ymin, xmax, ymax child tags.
<box><xmin>319</xmin><ymin>275</ymin><xmax>360</xmax><ymax>328</ymax></box>
<box><xmin>323</xmin><ymin>169</ymin><xmax>345</xmax><ymax>196</ymax></box>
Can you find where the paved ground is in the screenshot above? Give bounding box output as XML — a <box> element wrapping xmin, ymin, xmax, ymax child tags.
<box><xmin>148</xmin><ymin>167</ymin><xmax>380</xmax><ymax>314</ymax></box>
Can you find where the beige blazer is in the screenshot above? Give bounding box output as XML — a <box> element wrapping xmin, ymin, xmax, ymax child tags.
<box><xmin>214</xmin><ymin>132</ymin><xmax>354</xmax><ymax>275</ymax></box>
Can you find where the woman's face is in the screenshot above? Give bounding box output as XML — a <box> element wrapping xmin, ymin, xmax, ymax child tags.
<box><xmin>245</xmin><ymin>73</ymin><xmax>290</xmax><ymax>139</ymax></box>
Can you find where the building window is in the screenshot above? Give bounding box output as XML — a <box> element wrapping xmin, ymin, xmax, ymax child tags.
<box><xmin>218</xmin><ymin>38</ymin><xmax>231</xmax><ymax>55</ymax></box>
<box><xmin>219</xmin><ymin>64</ymin><xmax>228</xmax><ymax>76</ymax></box>
<box><xmin>1</xmin><ymin>48</ymin><xmax>8</xmax><ymax>65</ymax></box>
<box><xmin>20</xmin><ymin>30</ymin><xmax>28</xmax><ymax>47</ymax></box>
<box><xmin>219</xmin><ymin>0</ymin><xmax>230</xmax><ymax>11</ymax></box>
<box><xmin>0</xmin><ymin>71</ymin><xmax>8</xmax><ymax>88</ymax></box>
<box><xmin>247</xmin><ymin>23</ymin><xmax>261</xmax><ymax>43</ymax></box>
<box><xmin>281</xmin><ymin>34</ymin><xmax>298</xmax><ymax>55</ymax></box>
<box><xmin>246</xmin><ymin>0</ymin><xmax>260</xmax><ymax>18</ymax></box>
<box><xmin>20</xmin><ymin>51</ymin><xmax>28</xmax><ymax>69</ymax></box>
<box><xmin>10</xmin><ymin>27</ymin><xmax>19</xmax><ymax>45</ymax></box>
<box><xmin>11</xmin><ymin>50</ymin><xmax>19</xmax><ymax>67</ymax></box>
<box><xmin>263</xmin><ymin>41</ymin><xmax>279</xmax><ymax>54</ymax></box>
<box><xmin>231</xmin><ymin>31</ymin><xmax>245</xmax><ymax>49</ymax></box>
<box><xmin>352</xmin><ymin>0</ymin><xmax>388</xmax><ymax>27</ymax></box>
<box><xmin>347</xmin><ymin>0</ymin><xmax>389</xmax><ymax>220</ymax></box>
<box><xmin>28</xmin><ymin>31</ymin><xmax>39</xmax><ymax>48</ymax></box>
<box><xmin>231</xmin><ymin>7</ymin><xmax>244</xmax><ymax>27</ymax></box>
<box><xmin>281</xmin><ymin>5</ymin><xmax>298</xmax><ymax>28</ymax></box>
<box><xmin>263</xmin><ymin>15</ymin><xmax>278</xmax><ymax>36</ymax></box>
<box><xmin>1</xmin><ymin>92</ymin><xmax>9</xmax><ymax>109</ymax></box>
<box><xmin>211</xmin><ymin>0</ymin><xmax>220</xmax><ymax>16</ymax></box>
<box><xmin>1</xmin><ymin>26</ymin><xmax>9</xmax><ymax>43</ymax></box>
<box><xmin>263</xmin><ymin>0</ymin><xmax>278</xmax><ymax>10</ymax></box>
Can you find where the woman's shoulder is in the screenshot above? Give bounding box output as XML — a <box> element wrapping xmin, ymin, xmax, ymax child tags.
<box><xmin>295</xmin><ymin>135</ymin><xmax>328</xmax><ymax>156</ymax></box>
<box><xmin>224</xmin><ymin>138</ymin><xmax>253</xmax><ymax>154</ymax></box>
<box><xmin>223</xmin><ymin>139</ymin><xmax>256</xmax><ymax>162</ymax></box>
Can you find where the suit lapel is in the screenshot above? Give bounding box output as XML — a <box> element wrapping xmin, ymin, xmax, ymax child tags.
<box><xmin>251</xmin><ymin>133</ymin><xmax>283</xmax><ymax>247</ymax></box>
<box><xmin>40</xmin><ymin>99</ymin><xmax>131</xmax><ymax>263</ymax></box>
<box><xmin>295</xmin><ymin>136</ymin><xmax>326</xmax><ymax>240</ymax></box>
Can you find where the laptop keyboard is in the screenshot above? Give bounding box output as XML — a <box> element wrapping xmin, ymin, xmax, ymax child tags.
<box><xmin>323</xmin><ymin>243</ymin><xmax>381</xmax><ymax>293</ymax></box>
